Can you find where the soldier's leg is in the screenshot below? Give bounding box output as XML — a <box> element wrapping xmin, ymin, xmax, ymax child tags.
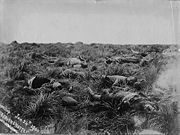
<box><xmin>87</xmin><ymin>87</ymin><xmax>101</xmax><ymax>101</ymax></box>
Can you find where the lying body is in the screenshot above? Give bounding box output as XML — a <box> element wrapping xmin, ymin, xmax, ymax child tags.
<box><xmin>86</xmin><ymin>87</ymin><xmax>157</xmax><ymax>113</ymax></box>
<box><xmin>66</xmin><ymin>56</ymin><xmax>86</xmax><ymax>67</ymax></box>
<box><xmin>102</xmin><ymin>75</ymin><xmax>137</xmax><ymax>86</ymax></box>
<box><xmin>60</xmin><ymin>69</ymin><xmax>77</xmax><ymax>78</ymax></box>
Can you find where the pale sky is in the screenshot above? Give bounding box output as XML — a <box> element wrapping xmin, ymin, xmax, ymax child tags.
<box><xmin>0</xmin><ymin>0</ymin><xmax>179</xmax><ymax>44</ymax></box>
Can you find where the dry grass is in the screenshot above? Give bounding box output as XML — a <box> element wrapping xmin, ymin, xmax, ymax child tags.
<box><xmin>0</xmin><ymin>42</ymin><xmax>177</xmax><ymax>134</ymax></box>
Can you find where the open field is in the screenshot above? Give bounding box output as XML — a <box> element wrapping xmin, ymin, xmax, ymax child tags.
<box><xmin>0</xmin><ymin>41</ymin><xmax>178</xmax><ymax>135</ymax></box>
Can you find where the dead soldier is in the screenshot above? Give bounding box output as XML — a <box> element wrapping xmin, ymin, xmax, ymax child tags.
<box><xmin>60</xmin><ymin>69</ymin><xmax>77</xmax><ymax>79</ymax></box>
<box><xmin>66</xmin><ymin>56</ymin><xmax>86</xmax><ymax>67</ymax></box>
<box><xmin>86</xmin><ymin>87</ymin><xmax>157</xmax><ymax>114</ymax></box>
<box><xmin>101</xmin><ymin>75</ymin><xmax>137</xmax><ymax>87</ymax></box>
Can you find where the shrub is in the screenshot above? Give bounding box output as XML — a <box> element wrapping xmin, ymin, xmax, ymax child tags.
<box><xmin>23</xmin><ymin>92</ymin><xmax>63</xmax><ymax>127</ymax></box>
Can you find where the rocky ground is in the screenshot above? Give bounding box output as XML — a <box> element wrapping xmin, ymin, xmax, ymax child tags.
<box><xmin>0</xmin><ymin>41</ymin><xmax>178</xmax><ymax>134</ymax></box>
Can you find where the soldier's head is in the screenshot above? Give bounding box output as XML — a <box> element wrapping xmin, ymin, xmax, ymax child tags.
<box><xmin>127</xmin><ymin>76</ymin><xmax>137</xmax><ymax>86</ymax></box>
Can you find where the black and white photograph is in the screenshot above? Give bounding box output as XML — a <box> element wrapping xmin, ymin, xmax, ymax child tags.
<box><xmin>0</xmin><ymin>0</ymin><xmax>180</xmax><ymax>134</ymax></box>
